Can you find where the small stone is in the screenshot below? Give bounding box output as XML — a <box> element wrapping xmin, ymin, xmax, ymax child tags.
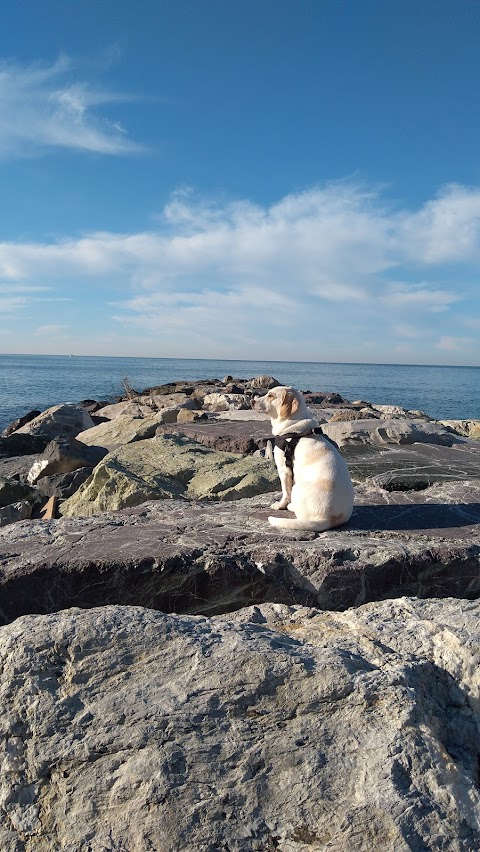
<box><xmin>0</xmin><ymin>500</ymin><xmax>32</xmax><ymax>527</ymax></box>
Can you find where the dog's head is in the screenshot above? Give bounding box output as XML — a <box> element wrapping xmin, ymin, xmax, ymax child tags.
<box><xmin>252</xmin><ymin>386</ymin><xmax>304</xmax><ymax>422</ymax></box>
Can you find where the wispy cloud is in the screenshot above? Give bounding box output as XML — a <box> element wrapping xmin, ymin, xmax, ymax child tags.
<box><xmin>381</xmin><ymin>283</ymin><xmax>460</xmax><ymax>312</ymax></box>
<box><xmin>0</xmin><ymin>295</ymin><xmax>26</xmax><ymax>313</ymax></box>
<box><xmin>0</xmin><ymin>55</ymin><xmax>143</xmax><ymax>159</ymax></box>
<box><xmin>435</xmin><ymin>335</ymin><xmax>474</xmax><ymax>351</ymax></box>
<box><xmin>34</xmin><ymin>324</ymin><xmax>69</xmax><ymax>336</ymax></box>
<box><xmin>400</xmin><ymin>184</ymin><xmax>480</xmax><ymax>264</ymax></box>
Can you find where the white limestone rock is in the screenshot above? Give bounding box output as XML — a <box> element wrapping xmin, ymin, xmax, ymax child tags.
<box><xmin>371</xmin><ymin>403</ymin><xmax>429</xmax><ymax>419</ymax></box>
<box><xmin>440</xmin><ymin>420</ymin><xmax>480</xmax><ymax>440</ymax></box>
<box><xmin>203</xmin><ymin>392</ymin><xmax>249</xmax><ymax>411</ymax></box>
<box><xmin>0</xmin><ymin>598</ymin><xmax>479</xmax><ymax>850</ymax></box>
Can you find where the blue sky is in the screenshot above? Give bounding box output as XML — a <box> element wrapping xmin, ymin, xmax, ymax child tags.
<box><xmin>1</xmin><ymin>0</ymin><xmax>479</xmax><ymax>365</ymax></box>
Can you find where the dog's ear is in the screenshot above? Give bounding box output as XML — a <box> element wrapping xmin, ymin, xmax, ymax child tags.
<box><xmin>279</xmin><ymin>389</ymin><xmax>300</xmax><ymax>419</ymax></box>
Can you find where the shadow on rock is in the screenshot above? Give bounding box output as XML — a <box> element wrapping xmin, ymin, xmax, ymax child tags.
<box><xmin>350</xmin><ymin>502</ymin><xmax>480</xmax><ymax>532</ymax></box>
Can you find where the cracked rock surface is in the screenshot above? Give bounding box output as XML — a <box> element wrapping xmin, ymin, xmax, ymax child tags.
<box><xmin>0</xmin><ymin>481</ymin><xmax>478</xmax><ymax>622</ymax></box>
<box><xmin>0</xmin><ymin>598</ymin><xmax>479</xmax><ymax>851</ymax></box>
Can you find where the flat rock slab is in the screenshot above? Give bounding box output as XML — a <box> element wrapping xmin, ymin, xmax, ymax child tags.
<box><xmin>0</xmin><ymin>599</ymin><xmax>479</xmax><ymax>850</ymax></box>
<box><xmin>0</xmin><ymin>482</ymin><xmax>478</xmax><ymax>621</ymax></box>
<box><xmin>344</xmin><ymin>440</ymin><xmax>480</xmax><ymax>487</ymax></box>
<box><xmin>156</xmin><ymin>419</ymin><xmax>274</xmax><ymax>453</ymax></box>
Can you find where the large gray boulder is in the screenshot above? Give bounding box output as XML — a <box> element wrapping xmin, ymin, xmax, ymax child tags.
<box><xmin>94</xmin><ymin>400</ymin><xmax>156</xmax><ymax>420</ymax></box>
<box><xmin>0</xmin><ymin>410</ymin><xmax>41</xmax><ymax>437</ymax></box>
<box><xmin>14</xmin><ymin>404</ymin><xmax>95</xmax><ymax>441</ymax></box>
<box><xmin>60</xmin><ymin>434</ymin><xmax>279</xmax><ymax>517</ymax></box>
<box><xmin>27</xmin><ymin>437</ymin><xmax>107</xmax><ymax>485</ymax></box>
<box><xmin>322</xmin><ymin>417</ymin><xmax>466</xmax><ymax>448</ymax></box>
<box><xmin>76</xmin><ymin>411</ymin><xmax>170</xmax><ymax>451</ymax></box>
<box><xmin>247</xmin><ymin>374</ymin><xmax>280</xmax><ymax>389</ymax></box>
<box><xmin>0</xmin><ymin>598</ymin><xmax>479</xmax><ymax>851</ymax></box>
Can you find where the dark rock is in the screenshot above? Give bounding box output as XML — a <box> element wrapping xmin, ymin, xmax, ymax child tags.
<box><xmin>27</xmin><ymin>437</ymin><xmax>108</xmax><ymax>484</ymax></box>
<box><xmin>320</xmin><ymin>392</ymin><xmax>349</xmax><ymax>406</ymax></box>
<box><xmin>0</xmin><ymin>477</ymin><xmax>37</xmax><ymax>508</ymax></box>
<box><xmin>36</xmin><ymin>467</ymin><xmax>93</xmax><ymax>500</ymax></box>
<box><xmin>0</xmin><ymin>500</ymin><xmax>32</xmax><ymax>528</ymax></box>
<box><xmin>0</xmin><ymin>410</ymin><xmax>41</xmax><ymax>437</ymax></box>
<box><xmin>223</xmin><ymin>383</ymin><xmax>248</xmax><ymax>395</ymax></box>
<box><xmin>155</xmin><ymin>419</ymin><xmax>271</xmax><ymax>454</ymax></box>
<box><xmin>90</xmin><ymin>415</ymin><xmax>111</xmax><ymax>426</ymax></box>
<box><xmin>142</xmin><ymin>381</ymin><xmax>217</xmax><ymax>397</ymax></box>
<box><xmin>303</xmin><ymin>392</ymin><xmax>330</xmax><ymax>404</ymax></box>
<box><xmin>0</xmin><ymin>433</ymin><xmax>49</xmax><ymax>458</ymax></box>
<box><xmin>0</xmin><ymin>454</ymin><xmax>39</xmax><ymax>481</ymax></box>
<box><xmin>77</xmin><ymin>399</ymin><xmax>110</xmax><ymax>413</ymax></box>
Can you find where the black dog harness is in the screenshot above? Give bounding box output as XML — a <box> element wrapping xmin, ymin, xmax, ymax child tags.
<box><xmin>272</xmin><ymin>426</ymin><xmax>338</xmax><ymax>473</ymax></box>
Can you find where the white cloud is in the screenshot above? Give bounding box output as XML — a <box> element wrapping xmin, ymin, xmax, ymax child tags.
<box><xmin>0</xmin><ymin>295</ymin><xmax>26</xmax><ymax>313</ymax></box>
<box><xmin>435</xmin><ymin>336</ymin><xmax>474</xmax><ymax>351</ymax></box>
<box><xmin>0</xmin><ymin>55</ymin><xmax>143</xmax><ymax>158</ymax></box>
<box><xmin>34</xmin><ymin>324</ymin><xmax>69</xmax><ymax>336</ymax></box>
<box><xmin>400</xmin><ymin>184</ymin><xmax>480</xmax><ymax>264</ymax></box>
<box><xmin>0</xmin><ymin>181</ymin><xmax>479</xmax><ymax>361</ymax></box>
<box><xmin>463</xmin><ymin>316</ymin><xmax>480</xmax><ymax>329</ymax></box>
<box><xmin>393</xmin><ymin>324</ymin><xmax>425</xmax><ymax>339</ymax></box>
<box><xmin>381</xmin><ymin>283</ymin><xmax>460</xmax><ymax>312</ymax></box>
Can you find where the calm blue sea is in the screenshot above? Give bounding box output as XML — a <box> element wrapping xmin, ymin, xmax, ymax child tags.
<box><xmin>0</xmin><ymin>354</ymin><xmax>479</xmax><ymax>430</ymax></box>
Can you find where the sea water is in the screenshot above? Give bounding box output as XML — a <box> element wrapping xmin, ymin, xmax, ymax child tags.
<box><xmin>0</xmin><ymin>354</ymin><xmax>479</xmax><ymax>430</ymax></box>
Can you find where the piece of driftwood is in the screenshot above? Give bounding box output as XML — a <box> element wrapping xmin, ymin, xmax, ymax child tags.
<box><xmin>40</xmin><ymin>495</ymin><xmax>57</xmax><ymax>520</ymax></box>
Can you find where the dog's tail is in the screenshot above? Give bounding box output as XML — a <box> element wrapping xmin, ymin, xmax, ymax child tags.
<box><xmin>268</xmin><ymin>516</ymin><xmax>332</xmax><ymax>532</ymax></box>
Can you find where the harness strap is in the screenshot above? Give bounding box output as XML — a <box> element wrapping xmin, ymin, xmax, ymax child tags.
<box><xmin>273</xmin><ymin>426</ymin><xmax>328</xmax><ymax>473</ymax></box>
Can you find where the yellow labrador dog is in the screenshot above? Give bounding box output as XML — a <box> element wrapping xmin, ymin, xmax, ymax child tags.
<box><xmin>253</xmin><ymin>386</ymin><xmax>354</xmax><ymax>532</ymax></box>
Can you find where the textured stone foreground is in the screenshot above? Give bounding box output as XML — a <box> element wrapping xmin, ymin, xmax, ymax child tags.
<box><xmin>0</xmin><ymin>479</ymin><xmax>479</xmax><ymax>622</ymax></box>
<box><xmin>0</xmin><ymin>598</ymin><xmax>479</xmax><ymax>851</ymax></box>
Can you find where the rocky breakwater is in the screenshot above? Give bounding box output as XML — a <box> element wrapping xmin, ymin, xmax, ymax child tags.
<box><xmin>0</xmin><ymin>374</ymin><xmax>477</xmax><ymax>619</ymax></box>
<box><xmin>0</xmin><ymin>375</ymin><xmax>480</xmax><ymax>849</ymax></box>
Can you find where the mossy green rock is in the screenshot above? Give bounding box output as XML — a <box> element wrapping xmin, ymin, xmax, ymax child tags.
<box><xmin>60</xmin><ymin>434</ymin><xmax>278</xmax><ymax>517</ymax></box>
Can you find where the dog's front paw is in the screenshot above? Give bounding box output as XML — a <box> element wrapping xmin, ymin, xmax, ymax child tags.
<box><xmin>271</xmin><ymin>500</ymin><xmax>288</xmax><ymax>510</ymax></box>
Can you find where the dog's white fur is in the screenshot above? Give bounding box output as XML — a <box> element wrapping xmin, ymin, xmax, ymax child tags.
<box><xmin>253</xmin><ymin>386</ymin><xmax>354</xmax><ymax>532</ymax></box>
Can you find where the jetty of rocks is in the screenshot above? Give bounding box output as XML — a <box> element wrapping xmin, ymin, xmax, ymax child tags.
<box><xmin>0</xmin><ymin>375</ymin><xmax>479</xmax><ymax>850</ymax></box>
